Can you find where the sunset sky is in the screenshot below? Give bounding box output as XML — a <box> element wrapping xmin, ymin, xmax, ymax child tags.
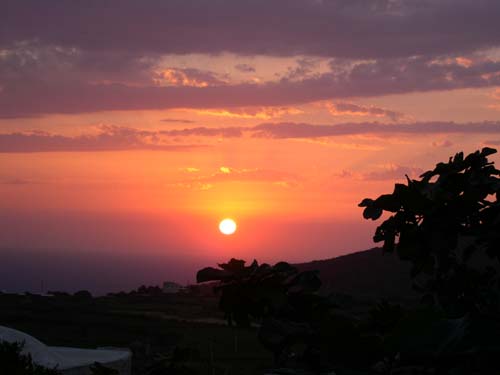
<box><xmin>2</xmin><ymin>0</ymin><xmax>500</xmax><ymax>293</ymax></box>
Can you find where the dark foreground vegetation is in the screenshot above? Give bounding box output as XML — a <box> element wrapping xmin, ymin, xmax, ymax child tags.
<box><xmin>2</xmin><ymin>148</ymin><xmax>500</xmax><ymax>374</ymax></box>
<box><xmin>0</xmin><ymin>290</ymin><xmax>272</xmax><ymax>374</ymax></box>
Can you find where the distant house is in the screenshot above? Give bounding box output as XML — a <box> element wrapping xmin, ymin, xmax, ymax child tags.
<box><xmin>162</xmin><ymin>281</ymin><xmax>183</xmax><ymax>294</ymax></box>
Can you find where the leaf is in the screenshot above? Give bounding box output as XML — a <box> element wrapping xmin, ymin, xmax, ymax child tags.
<box><xmin>196</xmin><ymin>267</ymin><xmax>230</xmax><ymax>283</ymax></box>
<box><xmin>363</xmin><ymin>206</ymin><xmax>383</xmax><ymax>220</ymax></box>
<box><xmin>375</xmin><ymin>194</ymin><xmax>401</xmax><ymax>212</ymax></box>
<box><xmin>358</xmin><ymin>198</ymin><xmax>374</xmax><ymax>207</ymax></box>
<box><xmin>219</xmin><ymin>258</ymin><xmax>246</xmax><ymax>272</ymax></box>
<box><xmin>481</xmin><ymin>147</ymin><xmax>497</xmax><ymax>157</ymax></box>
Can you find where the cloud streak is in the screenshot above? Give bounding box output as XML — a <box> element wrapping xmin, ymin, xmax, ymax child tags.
<box><xmin>362</xmin><ymin>165</ymin><xmax>424</xmax><ymax>181</ymax></box>
<box><xmin>3</xmin><ymin>121</ymin><xmax>500</xmax><ymax>153</ymax></box>
<box><xmin>336</xmin><ymin>165</ymin><xmax>424</xmax><ymax>181</ymax></box>
<box><xmin>0</xmin><ymin>126</ymin><xmax>204</xmax><ymax>153</ymax></box>
<box><xmin>194</xmin><ymin>167</ymin><xmax>298</xmax><ymax>184</ymax></box>
<box><xmin>251</xmin><ymin>121</ymin><xmax>500</xmax><ymax>138</ymax></box>
<box><xmin>326</xmin><ymin>102</ymin><xmax>404</xmax><ymax>121</ymax></box>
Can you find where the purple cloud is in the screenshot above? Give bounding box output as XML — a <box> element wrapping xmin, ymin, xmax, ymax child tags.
<box><xmin>336</xmin><ymin>165</ymin><xmax>424</xmax><ymax>181</ymax></box>
<box><xmin>153</xmin><ymin>67</ymin><xmax>228</xmax><ymax>87</ymax></box>
<box><xmin>3</xmin><ymin>121</ymin><xmax>500</xmax><ymax>153</ymax></box>
<box><xmin>252</xmin><ymin>121</ymin><xmax>500</xmax><ymax>138</ymax></box>
<box><xmin>2</xmin><ymin>56</ymin><xmax>500</xmax><ymax>117</ymax></box>
<box><xmin>363</xmin><ymin>165</ymin><xmax>424</xmax><ymax>181</ymax></box>
<box><xmin>0</xmin><ymin>126</ymin><xmax>205</xmax><ymax>153</ymax></box>
<box><xmin>160</xmin><ymin>126</ymin><xmax>244</xmax><ymax>138</ymax></box>
<box><xmin>235</xmin><ymin>64</ymin><xmax>256</xmax><ymax>73</ymax></box>
<box><xmin>432</xmin><ymin>139</ymin><xmax>454</xmax><ymax>148</ymax></box>
<box><xmin>328</xmin><ymin>102</ymin><xmax>404</xmax><ymax>121</ymax></box>
<box><xmin>2</xmin><ymin>0</ymin><xmax>500</xmax><ymax>59</ymax></box>
<box><xmin>160</xmin><ymin>118</ymin><xmax>196</xmax><ymax>124</ymax></box>
<box><xmin>483</xmin><ymin>139</ymin><xmax>500</xmax><ymax>146</ymax></box>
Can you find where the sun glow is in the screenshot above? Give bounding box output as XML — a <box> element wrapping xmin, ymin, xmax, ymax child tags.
<box><xmin>219</xmin><ymin>218</ymin><xmax>237</xmax><ymax>235</ymax></box>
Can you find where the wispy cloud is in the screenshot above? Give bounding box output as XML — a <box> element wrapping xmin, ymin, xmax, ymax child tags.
<box><xmin>1</xmin><ymin>178</ymin><xmax>34</xmax><ymax>185</ymax></box>
<box><xmin>251</xmin><ymin>121</ymin><xmax>500</xmax><ymax>138</ymax></box>
<box><xmin>362</xmin><ymin>165</ymin><xmax>424</xmax><ymax>181</ymax></box>
<box><xmin>179</xmin><ymin>167</ymin><xmax>200</xmax><ymax>173</ymax></box>
<box><xmin>4</xmin><ymin>121</ymin><xmax>500</xmax><ymax>153</ymax></box>
<box><xmin>326</xmin><ymin>102</ymin><xmax>405</xmax><ymax>121</ymax></box>
<box><xmin>0</xmin><ymin>126</ymin><xmax>205</xmax><ymax>153</ymax></box>
<box><xmin>335</xmin><ymin>165</ymin><xmax>424</xmax><ymax>182</ymax></box>
<box><xmin>489</xmin><ymin>88</ymin><xmax>500</xmax><ymax>110</ymax></box>
<box><xmin>160</xmin><ymin>126</ymin><xmax>244</xmax><ymax>138</ymax></box>
<box><xmin>153</xmin><ymin>67</ymin><xmax>227</xmax><ymax>87</ymax></box>
<box><xmin>432</xmin><ymin>139</ymin><xmax>454</xmax><ymax>148</ymax></box>
<box><xmin>193</xmin><ymin>106</ymin><xmax>303</xmax><ymax>119</ymax></box>
<box><xmin>234</xmin><ymin>64</ymin><xmax>256</xmax><ymax>73</ymax></box>
<box><xmin>161</xmin><ymin>118</ymin><xmax>196</xmax><ymax>124</ymax></box>
<box><xmin>186</xmin><ymin>167</ymin><xmax>299</xmax><ymax>188</ymax></box>
<box><xmin>483</xmin><ymin>139</ymin><xmax>500</xmax><ymax>146</ymax></box>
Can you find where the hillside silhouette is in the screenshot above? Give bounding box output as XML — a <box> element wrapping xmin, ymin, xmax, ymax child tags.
<box><xmin>296</xmin><ymin>248</ymin><xmax>414</xmax><ymax>300</ymax></box>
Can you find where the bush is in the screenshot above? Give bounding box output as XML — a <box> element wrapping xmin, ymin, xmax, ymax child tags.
<box><xmin>0</xmin><ymin>341</ymin><xmax>61</xmax><ymax>375</ymax></box>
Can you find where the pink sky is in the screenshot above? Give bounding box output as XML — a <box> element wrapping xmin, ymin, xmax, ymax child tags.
<box><xmin>1</xmin><ymin>0</ymin><xmax>500</xmax><ymax>293</ymax></box>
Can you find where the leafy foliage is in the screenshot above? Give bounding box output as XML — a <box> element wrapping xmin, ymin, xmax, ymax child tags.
<box><xmin>197</xmin><ymin>258</ymin><xmax>321</xmax><ymax>327</ymax></box>
<box><xmin>0</xmin><ymin>341</ymin><xmax>61</xmax><ymax>375</ymax></box>
<box><xmin>359</xmin><ymin>148</ymin><xmax>500</xmax><ymax>316</ymax></box>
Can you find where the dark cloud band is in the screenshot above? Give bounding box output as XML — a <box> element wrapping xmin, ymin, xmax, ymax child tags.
<box><xmin>2</xmin><ymin>0</ymin><xmax>500</xmax><ymax>58</ymax></box>
<box><xmin>1</xmin><ymin>57</ymin><xmax>499</xmax><ymax>118</ymax></box>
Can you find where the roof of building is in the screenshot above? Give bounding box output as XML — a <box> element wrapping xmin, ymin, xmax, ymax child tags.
<box><xmin>0</xmin><ymin>325</ymin><xmax>130</xmax><ymax>370</ymax></box>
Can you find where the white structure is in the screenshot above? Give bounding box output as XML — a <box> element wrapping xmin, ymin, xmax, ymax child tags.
<box><xmin>162</xmin><ymin>281</ymin><xmax>183</xmax><ymax>294</ymax></box>
<box><xmin>0</xmin><ymin>326</ymin><xmax>131</xmax><ymax>375</ymax></box>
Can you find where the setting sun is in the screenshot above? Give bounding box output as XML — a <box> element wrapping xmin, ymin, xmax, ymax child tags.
<box><xmin>219</xmin><ymin>218</ymin><xmax>237</xmax><ymax>235</ymax></box>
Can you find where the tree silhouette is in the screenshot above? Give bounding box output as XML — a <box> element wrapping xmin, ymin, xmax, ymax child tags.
<box><xmin>359</xmin><ymin>147</ymin><xmax>500</xmax><ymax>316</ymax></box>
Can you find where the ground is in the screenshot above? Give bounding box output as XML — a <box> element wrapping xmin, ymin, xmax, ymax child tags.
<box><xmin>0</xmin><ymin>292</ymin><xmax>273</xmax><ymax>375</ymax></box>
